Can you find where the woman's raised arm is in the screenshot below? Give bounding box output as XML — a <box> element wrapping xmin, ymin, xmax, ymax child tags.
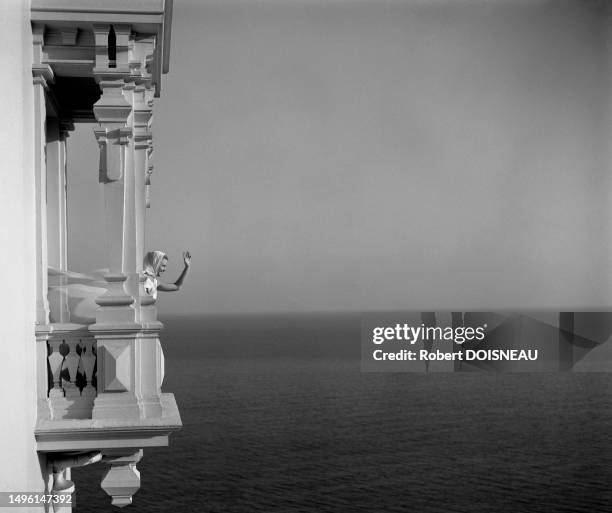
<box><xmin>157</xmin><ymin>251</ymin><xmax>191</xmax><ymax>292</ymax></box>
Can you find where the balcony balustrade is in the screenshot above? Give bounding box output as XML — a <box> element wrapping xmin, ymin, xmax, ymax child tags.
<box><xmin>45</xmin><ymin>325</ymin><xmax>97</xmax><ymax>420</ymax></box>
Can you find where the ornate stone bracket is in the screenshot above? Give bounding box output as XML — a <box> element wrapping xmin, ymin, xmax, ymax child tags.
<box><xmin>48</xmin><ymin>451</ymin><xmax>102</xmax><ymax>513</ymax></box>
<box><xmin>101</xmin><ymin>450</ymin><xmax>143</xmax><ymax>508</ymax></box>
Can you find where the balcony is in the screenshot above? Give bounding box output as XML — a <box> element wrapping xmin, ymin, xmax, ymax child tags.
<box><xmin>30</xmin><ymin>1</ymin><xmax>180</xmax><ymax>507</ymax></box>
<box><xmin>35</xmin><ymin>322</ymin><xmax>181</xmax><ymax>451</ymax></box>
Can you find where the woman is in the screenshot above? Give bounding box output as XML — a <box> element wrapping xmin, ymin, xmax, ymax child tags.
<box><xmin>143</xmin><ymin>250</ymin><xmax>191</xmax><ymax>300</ymax></box>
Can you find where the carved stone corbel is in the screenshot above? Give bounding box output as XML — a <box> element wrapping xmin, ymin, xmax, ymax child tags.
<box><xmin>101</xmin><ymin>450</ymin><xmax>143</xmax><ymax>508</ymax></box>
<box><xmin>48</xmin><ymin>452</ymin><xmax>102</xmax><ymax>513</ymax></box>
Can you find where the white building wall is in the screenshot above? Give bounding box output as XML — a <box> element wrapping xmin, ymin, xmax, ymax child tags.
<box><xmin>0</xmin><ymin>0</ymin><xmax>46</xmax><ymax>503</ymax></box>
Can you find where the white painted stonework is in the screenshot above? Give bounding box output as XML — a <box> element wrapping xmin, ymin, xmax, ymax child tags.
<box><xmin>1</xmin><ymin>0</ymin><xmax>180</xmax><ymax>509</ymax></box>
<box><xmin>0</xmin><ymin>1</ymin><xmax>44</xmax><ymax>509</ymax></box>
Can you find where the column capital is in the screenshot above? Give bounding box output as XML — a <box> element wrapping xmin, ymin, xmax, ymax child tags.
<box><xmin>32</xmin><ymin>23</ymin><xmax>46</xmax><ymax>64</ymax></box>
<box><xmin>93</xmin><ymin>77</ymin><xmax>132</xmax><ymax>126</ymax></box>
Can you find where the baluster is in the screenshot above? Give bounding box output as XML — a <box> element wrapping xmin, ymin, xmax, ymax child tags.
<box><xmin>80</xmin><ymin>338</ymin><xmax>97</xmax><ymax>397</ymax></box>
<box><xmin>62</xmin><ymin>338</ymin><xmax>81</xmax><ymax>399</ymax></box>
<box><xmin>48</xmin><ymin>339</ymin><xmax>64</xmax><ymax>398</ymax></box>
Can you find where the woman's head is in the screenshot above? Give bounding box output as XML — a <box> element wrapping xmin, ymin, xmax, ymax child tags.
<box><xmin>158</xmin><ymin>256</ymin><xmax>168</xmax><ymax>275</ymax></box>
<box><xmin>143</xmin><ymin>251</ymin><xmax>168</xmax><ymax>277</ymax></box>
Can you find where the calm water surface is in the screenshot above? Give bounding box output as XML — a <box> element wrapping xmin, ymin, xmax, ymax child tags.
<box><xmin>73</xmin><ymin>315</ymin><xmax>612</xmax><ymax>512</ymax></box>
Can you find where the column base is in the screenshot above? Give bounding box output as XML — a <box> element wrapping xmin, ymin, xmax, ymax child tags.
<box><xmin>90</xmin><ymin>322</ymin><xmax>166</xmax><ymax>420</ymax></box>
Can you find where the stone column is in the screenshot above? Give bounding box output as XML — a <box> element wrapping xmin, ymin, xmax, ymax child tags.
<box><xmin>92</xmin><ymin>23</ymin><xmax>135</xmax><ymax>325</ymax></box>
<box><xmin>33</xmin><ymin>25</ymin><xmax>55</xmax><ymax>419</ymax></box>
<box><xmin>32</xmin><ymin>24</ymin><xmax>52</xmax><ymax>325</ymax></box>
<box><xmin>46</xmin><ymin>118</ymin><xmax>73</xmax><ymax>323</ymax></box>
<box><xmin>130</xmin><ymin>36</ymin><xmax>157</xmax><ymax>323</ymax></box>
<box><xmin>91</xmin><ymin>25</ymin><xmax>164</xmax><ymax>420</ymax></box>
<box><xmin>45</xmin><ymin>119</ymin><xmax>72</xmax><ymax>271</ymax></box>
<box><xmin>128</xmin><ymin>36</ymin><xmax>165</xmax><ymax>415</ymax></box>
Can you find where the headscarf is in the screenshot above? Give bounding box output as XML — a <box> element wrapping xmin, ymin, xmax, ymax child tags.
<box><xmin>143</xmin><ymin>250</ymin><xmax>167</xmax><ymax>299</ymax></box>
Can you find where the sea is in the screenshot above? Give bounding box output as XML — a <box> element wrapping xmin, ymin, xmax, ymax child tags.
<box><xmin>72</xmin><ymin>313</ymin><xmax>612</xmax><ymax>512</ymax></box>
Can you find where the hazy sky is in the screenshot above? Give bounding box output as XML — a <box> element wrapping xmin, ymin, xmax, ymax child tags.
<box><xmin>67</xmin><ymin>0</ymin><xmax>611</xmax><ymax>315</ymax></box>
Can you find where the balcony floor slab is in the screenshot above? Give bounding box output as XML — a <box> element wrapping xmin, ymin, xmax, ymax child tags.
<box><xmin>36</xmin><ymin>393</ymin><xmax>181</xmax><ymax>452</ymax></box>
